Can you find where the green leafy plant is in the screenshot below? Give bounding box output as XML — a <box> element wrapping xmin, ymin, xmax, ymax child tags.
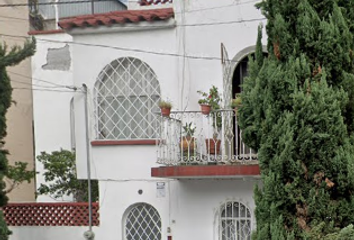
<box><xmin>37</xmin><ymin>149</ymin><xmax>99</xmax><ymax>202</ymax></box>
<box><xmin>5</xmin><ymin>162</ymin><xmax>35</xmax><ymax>194</ymax></box>
<box><xmin>182</xmin><ymin>122</ymin><xmax>196</xmax><ymax>137</ymax></box>
<box><xmin>231</xmin><ymin>93</ymin><xmax>242</xmax><ymax>108</ymax></box>
<box><xmin>198</xmin><ymin>86</ymin><xmax>222</xmax><ymax>132</ymax></box>
<box><xmin>197</xmin><ymin>85</ymin><xmax>222</xmax><ymax>109</ymax></box>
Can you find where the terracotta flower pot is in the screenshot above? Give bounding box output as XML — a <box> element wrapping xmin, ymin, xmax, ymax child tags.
<box><xmin>205</xmin><ymin>138</ymin><xmax>221</xmax><ymax>154</ymax></box>
<box><xmin>200</xmin><ymin>104</ymin><xmax>211</xmax><ymax>115</ymax></box>
<box><xmin>180</xmin><ymin>136</ymin><xmax>196</xmax><ymax>153</ymax></box>
<box><xmin>160</xmin><ymin>107</ymin><xmax>171</xmax><ymax>117</ymax></box>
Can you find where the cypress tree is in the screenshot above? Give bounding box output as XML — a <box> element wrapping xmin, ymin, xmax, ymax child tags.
<box><xmin>238</xmin><ymin>0</ymin><xmax>354</xmax><ymax>238</ymax></box>
<box><xmin>0</xmin><ymin>39</ymin><xmax>35</xmax><ymax>239</ymax></box>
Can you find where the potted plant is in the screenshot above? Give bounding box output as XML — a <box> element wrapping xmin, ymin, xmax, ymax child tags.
<box><xmin>159</xmin><ymin>100</ymin><xmax>172</xmax><ymax>117</ymax></box>
<box><xmin>197</xmin><ymin>86</ymin><xmax>222</xmax><ymax>115</ymax></box>
<box><xmin>198</xmin><ymin>86</ymin><xmax>222</xmax><ymax>155</ymax></box>
<box><xmin>180</xmin><ymin>122</ymin><xmax>196</xmax><ymax>155</ymax></box>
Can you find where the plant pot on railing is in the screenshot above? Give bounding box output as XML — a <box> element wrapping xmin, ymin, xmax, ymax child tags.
<box><xmin>200</xmin><ymin>104</ymin><xmax>211</xmax><ymax>115</ymax></box>
<box><xmin>160</xmin><ymin>107</ymin><xmax>171</xmax><ymax>117</ymax></box>
<box><xmin>205</xmin><ymin>138</ymin><xmax>221</xmax><ymax>154</ymax></box>
<box><xmin>197</xmin><ymin>86</ymin><xmax>221</xmax><ymax>116</ymax></box>
<box><xmin>159</xmin><ymin>100</ymin><xmax>172</xmax><ymax>117</ymax></box>
<box><xmin>180</xmin><ymin>136</ymin><xmax>196</xmax><ymax>154</ymax></box>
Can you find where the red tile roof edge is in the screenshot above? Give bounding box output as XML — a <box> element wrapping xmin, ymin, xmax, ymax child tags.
<box><xmin>28</xmin><ymin>29</ymin><xmax>65</xmax><ymax>35</ymax></box>
<box><xmin>59</xmin><ymin>8</ymin><xmax>174</xmax><ymax>30</ymax></box>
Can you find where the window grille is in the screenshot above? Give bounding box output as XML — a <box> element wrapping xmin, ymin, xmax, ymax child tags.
<box><xmin>219</xmin><ymin>201</ymin><xmax>252</xmax><ymax>240</ymax></box>
<box><xmin>94</xmin><ymin>57</ymin><xmax>161</xmax><ymax>140</ymax></box>
<box><xmin>125</xmin><ymin>203</ymin><xmax>162</xmax><ymax>240</ymax></box>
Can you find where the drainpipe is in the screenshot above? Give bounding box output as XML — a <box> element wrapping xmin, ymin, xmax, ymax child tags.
<box><xmin>82</xmin><ymin>84</ymin><xmax>95</xmax><ymax>240</ymax></box>
<box><xmin>54</xmin><ymin>0</ymin><xmax>59</xmax><ymax>30</ymax></box>
<box><xmin>91</xmin><ymin>0</ymin><xmax>95</xmax><ymax>14</ymax></box>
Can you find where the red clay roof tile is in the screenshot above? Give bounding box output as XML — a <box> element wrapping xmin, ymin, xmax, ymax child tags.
<box><xmin>58</xmin><ymin>8</ymin><xmax>174</xmax><ymax>30</ymax></box>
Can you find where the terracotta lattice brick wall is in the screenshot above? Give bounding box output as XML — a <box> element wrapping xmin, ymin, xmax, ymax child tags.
<box><xmin>3</xmin><ymin>202</ymin><xmax>99</xmax><ymax>226</ymax></box>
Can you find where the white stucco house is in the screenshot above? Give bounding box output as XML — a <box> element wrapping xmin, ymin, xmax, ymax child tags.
<box><xmin>30</xmin><ymin>0</ymin><xmax>267</xmax><ymax>239</ymax></box>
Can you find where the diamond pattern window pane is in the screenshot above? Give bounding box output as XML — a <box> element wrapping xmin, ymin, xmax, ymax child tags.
<box><xmin>220</xmin><ymin>201</ymin><xmax>251</xmax><ymax>240</ymax></box>
<box><xmin>94</xmin><ymin>57</ymin><xmax>161</xmax><ymax>140</ymax></box>
<box><xmin>125</xmin><ymin>203</ymin><xmax>162</xmax><ymax>240</ymax></box>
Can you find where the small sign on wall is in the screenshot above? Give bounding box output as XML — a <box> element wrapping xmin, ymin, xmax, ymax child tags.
<box><xmin>156</xmin><ymin>182</ymin><xmax>166</xmax><ymax>198</ymax></box>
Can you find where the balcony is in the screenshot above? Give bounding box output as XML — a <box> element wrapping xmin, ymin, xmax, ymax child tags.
<box><xmin>152</xmin><ymin>110</ymin><xmax>260</xmax><ymax>179</ymax></box>
<box><xmin>139</xmin><ymin>0</ymin><xmax>173</xmax><ymax>6</ymax></box>
<box><xmin>29</xmin><ymin>0</ymin><xmax>126</xmax><ymax>31</ymax></box>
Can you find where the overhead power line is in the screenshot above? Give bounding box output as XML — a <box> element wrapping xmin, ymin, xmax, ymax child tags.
<box><xmin>1</xmin><ymin>24</ymin><xmax>264</xmax><ymax>63</ymax></box>
<box><xmin>8</xmin><ymin>70</ymin><xmax>77</xmax><ymax>89</ymax></box>
<box><xmin>0</xmin><ymin>15</ymin><xmax>265</xmax><ymax>62</ymax></box>
<box><xmin>0</xmin><ymin>0</ymin><xmax>259</xmax><ymax>9</ymax></box>
<box><xmin>13</xmin><ymin>87</ymin><xmax>79</xmax><ymax>93</ymax></box>
<box><xmin>11</xmin><ymin>78</ymin><xmax>65</xmax><ymax>88</ymax></box>
<box><xmin>0</xmin><ymin>0</ymin><xmax>113</xmax><ymax>7</ymax></box>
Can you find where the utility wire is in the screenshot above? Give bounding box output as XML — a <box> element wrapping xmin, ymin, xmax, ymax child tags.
<box><xmin>13</xmin><ymin>87</ymin><xmax>79</xmax><ymax>92</ymax></box>
<box><xmin>0</xmin><ymin>0</ymin><xmax>259</xmax><ymax>9</ymax></box>
<box><xmin>10</xmin><ymin>78</ymin><xmax>65</xmax><ymax>88</ymax></box>
<box><xmin>0</xmin><ymin>16</ymin><xmax>265</xmax><ymax>63</ymax></box>
<box><xmin>8</xmin><ymin>70</ymin><xmax>75</xmax><ymax>88</ymax></box>
<box><xmin>0</xmin><ymin>0</ymin><xmax>114</xmax><ymax>7</ymax></box>
<box><xmin>176</xmin><ymin>0</ymin><xmax>260</xmax><ymax>14</ymax></box>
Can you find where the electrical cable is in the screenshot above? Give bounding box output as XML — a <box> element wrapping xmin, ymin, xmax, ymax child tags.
<box><xmin>11</xmin><ymin>78</ymin><xmax>65</xmax><ymax>88</ymax></box>
<box><xmin>12</xmin><ymin>87</ymin><xmax>80</xmax><ymax>92</ymax></box>
<box><xmin>0</xmin><ymin>16</ymin><xmax>265</xmax><ymax>63</ymax></box>
<box><xmin>8</xmin><ymin>70</ymin><xmax>76</xmax><ymax>88</ymax></box>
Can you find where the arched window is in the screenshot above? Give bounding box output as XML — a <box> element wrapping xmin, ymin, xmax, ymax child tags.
<box><xmin>124</xmin><ymin>203</ymin><xmax>162</xmax><ymax>240</ymax></box>
<box><xmin>218</xmin><ymin>201</ymin><xmax>252</xmax><ymax>240</ymax></box>
<box><xmin>94</xmin><ymin>57</ymin><xmax>161</xmax><ymax>140</ymax></box>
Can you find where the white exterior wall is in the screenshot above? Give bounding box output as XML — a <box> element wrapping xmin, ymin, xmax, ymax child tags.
<box><xmin>171</xmin><ymin>180</ymin><xmax>259</xmax><ymax>239</ymax></box>
<box><xmin>32</xmin><ymin>33</ymin><xmax>75</xmax><ymax>202</ymax></box>
<box><xmin>94</xmin><ymin>179</ymin><xmax>260</xmax><ymax>240</ymax></box>
<box><xmin>9</xmin><ymin>226</ymin><xmax>99</xmax><ymax>240</ymax></box>
<box><xmin>31</xmin><ymin>0</ymin><xmax>267</xmax><ymax>239</ymax></box>
<box><xmin>72</xmin><ymin>26</ymin><xmax>179</xmax><ymax>179</ymax></box>
<box><xmin>68</xmin><ymin>0</ymin><xmax>266</xmax><ymax>239</ymax></box>
<box><xmin>73</xmin><ymin>0</ymin><xmax>266</xmax><ymax>180</ymax></box>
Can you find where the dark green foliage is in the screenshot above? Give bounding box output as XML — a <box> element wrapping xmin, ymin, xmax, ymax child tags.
<box><xmin>0</xmin><ymin>38</ymin><xmax>36</xmax><ymax>239</ymax></box>
<box><xmin>0</xmin><ymin>211</ymin><xmax>11</xmax><ymax>240</ymax></box>
<box><xmin>238</xmin><ymin>0</ymin><xmax>354</xmax><ymax>238</ymax></box>
<box><xmin>37</xmin><ymin>149</ymin><xmax>99</xmax><ymax>202</ymax></box>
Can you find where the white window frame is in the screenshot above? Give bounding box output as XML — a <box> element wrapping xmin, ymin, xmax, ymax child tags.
<box><xmin>123</xmin><ymin>202</ymin><xmax>162</xmax><ymax>240</ymax></box>
<box><xmin>94</xmin><ymin>57</ymin><xmax>161</xmax><ymax>140</ymax></box>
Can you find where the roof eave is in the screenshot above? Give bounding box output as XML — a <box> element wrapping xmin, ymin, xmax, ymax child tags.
<box><xmin>65</xmin><ymin>18</ymin><xmax>176</xmax><ymax>35</ymax></box>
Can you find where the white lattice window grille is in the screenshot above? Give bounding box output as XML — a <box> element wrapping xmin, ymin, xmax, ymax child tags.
<box><xmin>94</xmin><ymin>57</ymin><xmax>161</xmax><ymax>140</ymax></box>
<box><xmin>124</xmin><ymin>203</ymin><xmax>162</xmax><ymax>240</ymax></box>
<box><xmin>219</xmin><ymin>201</ymin><xmax>252</xmax><ymax>240</ymax></box>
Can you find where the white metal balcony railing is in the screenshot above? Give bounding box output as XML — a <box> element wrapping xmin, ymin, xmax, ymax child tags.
<box><xmin>157</xmin><ymin>109</ymin><xmax>258</xmax><ymax>166</ymax></box>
